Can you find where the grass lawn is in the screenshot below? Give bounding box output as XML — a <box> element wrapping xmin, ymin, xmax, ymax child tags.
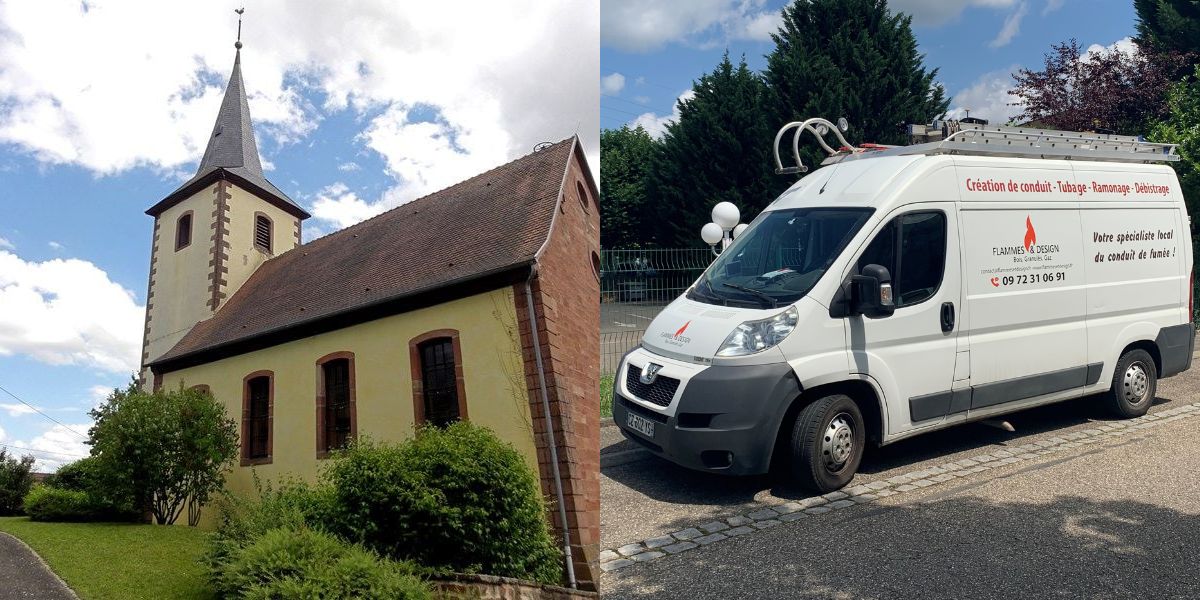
<box><xmin>0</xmin><ymin>517</ymin><xmax>213</xmax><ymax>600</ymax></box>
<box><xmin>601</xmin><ymin>373</ymin><xmax>614</xmax><ymax>418</ymax></box>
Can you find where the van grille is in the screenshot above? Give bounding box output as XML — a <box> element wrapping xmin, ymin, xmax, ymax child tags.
<box><xmin>625</xmin><ymin>364</ymin><xmax>680</xmax><ymax>408</ymax></box>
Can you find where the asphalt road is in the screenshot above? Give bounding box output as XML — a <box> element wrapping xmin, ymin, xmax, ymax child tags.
<box><xmin>601</xmin><ymin>359</ymin><xmax>1200</xmax><ymax>599</ymax></box>
<box><xmin>601</xmin><ymin>302</ymin><xmax>666</xmax><ymax>334</ymax></box>
<box><xmin>0</xmin><ymin>533</ymin><xmax>76</xmax><ymax>599</ymax></box>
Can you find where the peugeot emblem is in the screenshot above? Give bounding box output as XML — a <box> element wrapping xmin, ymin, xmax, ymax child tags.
<box><xmin>640</xmin><ymin>363</ymin><xmax>663</xmax><ymax>385</ymax></box>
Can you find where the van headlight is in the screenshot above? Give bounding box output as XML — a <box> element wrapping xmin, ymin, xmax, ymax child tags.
<box><xmin>716</xmin><ymin>306</ymin><xmax>799</xmax><ymax>357</ymax></box>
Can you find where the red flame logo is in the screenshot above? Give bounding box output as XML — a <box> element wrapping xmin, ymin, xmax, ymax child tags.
<box><xmin>674</xmin><ymin>321</ymin><xmax>691</xmax><ymax>338</ymax></box>
<box><xmin>1023</xmin><ymin>216</ymin><xmax>1036</xmax><ymax>251</ymax></box>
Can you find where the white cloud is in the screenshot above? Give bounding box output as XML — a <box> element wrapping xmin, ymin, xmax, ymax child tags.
<box><xmin>12</xmin><ymin>423</ymin><xmax>91</xmax><ymax>472</ymax></box>
<box><xmin>0</xmin><ymin>403</ymin><xmax>37</xmax><ymax>417</ymax></box>
<box><xmin>601</xmin><ymin>0</ymin><xmax>782</xmax><ymax>52</ymax></box>
<box><xmin>0</xmin><ymin>237</ymin><xmax>13</xmax><ymax>250</ymax></box>
<box><xmin>989</xmin><ymin>1</ymin><xmax>1028</xmax><ymax>48</ymax></box>
<box><xmin>337</xmin><ymin>161</ymin><xmax>360</xmax><ymax>172</ymax></box>
<box><xmin>88</xmin><ymin>385</ymin><xmax>114</xmax><ymax>409</ymax></box>
<box><xmin>47</xmin><ymin>241</ymin><xmax>63</xmax><ymax>250</ymax></box>
<box><xmin>1085</xmin><ymin>37</ymin><xmax>1136</xmax><ymax>59</ymax></box>
<box><xmin>944</xmin><ymin>66</ymin><xmax>1023</xmax><ymax>125</ymax></box>
<box><xmin>1043</xmin><ymin>0</ymin><xmax>1066</xmax><ymax>15</ymax></box>
<box><xmin>889</xmin><ymin>0</ymin><xmax>1019</xmax><ymax>27</ymax></box>
<box><xmin>310</xmin><ymin>182</ymin><xmax>388</xmax><ymax>230</ymax></box>
<box><xmin>601</xmin><ymin>72</ymin><xmax>626</xmax><ymax>95</ymax></box>
<box><xmin>0</xmin><ymin>1</ymin><xmax>598</xmax><ymax>222</ymax></box>
<box><xmin>0</xmin><ymin>250</ymin><xmax>144</xmax><ymax>374</ymax></box>
<box><xmin>631</xmin><ymin>90</ymin><xmax>696</xmax><ymax>139</ymax></box>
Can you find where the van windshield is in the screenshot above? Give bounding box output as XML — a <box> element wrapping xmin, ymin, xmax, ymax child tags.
<box><xmin>689</xmin><ymin>207</ymin><xmax>874</xmax><ymax>308</ymax></box>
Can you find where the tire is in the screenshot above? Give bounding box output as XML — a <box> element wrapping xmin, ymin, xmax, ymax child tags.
<box><xmin>1105</xmin><ymin>349</ymin><xmax>1157</xmax><ymax>418</ymax></box>
<box><xmin>789</xmin><ymin>394</ymin><xmax>865</xmax><ymax>493</ymax></box>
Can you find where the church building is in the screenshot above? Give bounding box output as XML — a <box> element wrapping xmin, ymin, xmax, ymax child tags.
<box><xmin>139</xmin><ymin>40</ymin><xmax>601</xmax><ymax>588</ymax></box>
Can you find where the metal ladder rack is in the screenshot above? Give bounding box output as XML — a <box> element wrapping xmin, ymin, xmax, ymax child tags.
<box><xmin>895</xmin><ymin>122</ymin><xmax>1179</xmax><ymax>163</ymax></box>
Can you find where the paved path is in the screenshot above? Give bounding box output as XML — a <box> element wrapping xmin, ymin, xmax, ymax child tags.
<box><xmin>601</xmin><ymin>361</ymin><xmax>1200</xmax><ymax>599</ymax></box>
<box><xmin>0</xmin><ymin>532</ymin><xmax>76</xmax><ymax>599</ymax></box>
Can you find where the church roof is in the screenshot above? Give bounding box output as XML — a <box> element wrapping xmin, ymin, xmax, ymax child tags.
<box><xmin>147</xmin><ymin>49</ymin><xmax>309</xmax><ymax>219</ymax></box>
<box><xmin>149</xmin><ymin>137</ymin><xmax>585</xmax><ymax>371</ymax></box>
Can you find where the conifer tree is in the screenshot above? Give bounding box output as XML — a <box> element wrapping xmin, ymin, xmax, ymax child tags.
<box><xmin>764</xmin><ymin>0</ymin><xmax>949</xmax><ymax>173</ymax></box>
<box><xmin>647</xmin><ymin>53</ymin><xmax>785</xmax><ymax>247</ymax></box>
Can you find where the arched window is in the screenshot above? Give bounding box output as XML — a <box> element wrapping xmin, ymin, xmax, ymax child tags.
<box><xmin>576</xmin><ymin>180</ymin><xmax>590</xmax><ymax>211</ymax></box>
<box><xmin>175</xmin><ymin>211</ymin><xmax>193</xmax><ymax>251</ymax></box>
<box><xmin>316</xmin><ymin>352</ymin><xmax>356</xmax><ymax>457</ymax></box>
<box><xmin>254</xmin><ymin>213</ymin><xmax>273</xmax><ymax>253</ymax></box>
<box><xmin>241</xmin><ymin>371</ymin><xmax>273</xmax><ymax>466</ymax></box>
<box><xmin>409</xmin><ymin>330</ymin><xmax>467</xmax><ymax>427</ymax></box>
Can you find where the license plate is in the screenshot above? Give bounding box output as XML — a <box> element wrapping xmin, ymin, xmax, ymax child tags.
<box><xmin>626</xmin><ymin>412</ymin><xmax>655</xmax><ymax>438</ymax></box>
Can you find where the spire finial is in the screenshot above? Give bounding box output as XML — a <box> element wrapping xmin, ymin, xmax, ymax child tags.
<box><xmin>234</xmin><ymin>7</ymin><xmax>244</xmax><ymax>50</ymax></box>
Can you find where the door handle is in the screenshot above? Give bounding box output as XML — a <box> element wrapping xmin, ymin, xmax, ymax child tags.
<box><xmin>940</xmin><ymin>302</ymin><xmax>955</xmax><ymax>332</ymax></box>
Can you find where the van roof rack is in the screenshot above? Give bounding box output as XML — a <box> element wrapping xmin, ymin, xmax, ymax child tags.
<box><xmin>774</xmin><ymin>118</ymin><xmax>1179</xmax><ymax>174</ymax></box>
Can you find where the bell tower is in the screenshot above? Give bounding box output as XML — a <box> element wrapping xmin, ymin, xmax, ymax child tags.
<box><xmin>140</xmin><ymin>16</ymin><xmax>310</xmax><ymax>386</ymax></box>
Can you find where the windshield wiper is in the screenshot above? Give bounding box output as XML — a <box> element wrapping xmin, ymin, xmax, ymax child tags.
<box><xmin>690</xmin><ymin>278</ymin><xmax>728</xmax><ymax>306</ymax></box>
<box><xmin>721</xmin><ymin>283</ymin><xmax>777</xmax><ymax>308</ymax></box>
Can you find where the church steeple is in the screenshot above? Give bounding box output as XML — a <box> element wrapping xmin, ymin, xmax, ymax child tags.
<box><xmin>146</xmin><ymin>23</ymin><xmax>308</xmax><ymax>220</ymax></box>
<box><xmin>140</xmin><ymin>13</ymin><xmax>308</xmax><ymax>386</ymax></box>
<box><xmin>195</xmin><ymin>47</ymin><xmax>264</xmax><ymax>178</ymax></box>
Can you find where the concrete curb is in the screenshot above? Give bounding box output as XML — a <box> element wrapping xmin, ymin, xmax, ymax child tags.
<box><xmin>598</xmin><ymin>401</ymin><xmax>1200</xmax><ymax>574</ymax></box>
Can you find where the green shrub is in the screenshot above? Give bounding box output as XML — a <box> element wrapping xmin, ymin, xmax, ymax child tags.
<box><xmin>23</xmin><ymin>485</ymin><xmax>101</xmax><ymax>521</ymax></box>
<box><xmin>325</xmin><ymin>423</ymin><xmax>562</xmax><ymax>584</ymax></box>
<box><xmin>42</xmin><ymin>456</ymin><xmax>137</xmax><ymax>520</ymax></box>
<box><xmin>0</xmin><ymin>449</ymin><xmax>35</xmax><ymax>516</ymax></box>
<box><xmin>214</xmin><ymin>527</ymin><xmax>430</xmax><ymax>600</ymax></box>
<box><xmin>204</xmin><ymin>477</ymin><xmax>337</xmax><ymax>580</ymax></box>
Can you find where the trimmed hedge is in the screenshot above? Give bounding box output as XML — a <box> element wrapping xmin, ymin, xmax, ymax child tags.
<box><xmin>23</xmin><ymin>486</ymin><xmax>101</xmax><ymax>522</ymax></box>
<box><xmin>325</xmin><ymin>423</ymin><xmax>562</xmax><ymax>584</ymax></box>
<box><xmin>213</xmin><ymin>527</ymin><xmax>430</xmax><ymax>600</ymax></box>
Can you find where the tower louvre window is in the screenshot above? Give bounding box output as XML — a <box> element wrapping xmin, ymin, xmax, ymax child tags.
<box><xmin>175</xmin><ymin>212</ymin><xmax>192</xmax><ymax>251</ymax></box>
<box><xmin>254</xmin><ymin>214</ymin><xmax>272</xmax><ymax>253</ymax></box>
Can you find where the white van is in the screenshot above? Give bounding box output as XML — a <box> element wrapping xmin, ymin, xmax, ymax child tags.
<box><xmin>614</xmin><ymin>118</ymin><xmax>1195</xmax><ymax>492</ymax></box>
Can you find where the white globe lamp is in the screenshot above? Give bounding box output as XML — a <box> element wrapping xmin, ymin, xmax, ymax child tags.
<box><xmin>711</xmin><ymin>202</ymin><xmax>740</xmax><ymax>230</ymax></box>
<box><xmin>732</xmin><ymin>223</ymin><xmax>749</xmax><ymax>239</ymax></box>
<box><xmin>701</xmin><ymin>222</ymin><xmax>724</xmax><ymax>246</ymax></box>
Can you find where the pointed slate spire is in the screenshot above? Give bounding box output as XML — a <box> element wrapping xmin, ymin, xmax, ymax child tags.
<box><xmin>195</xmin><ymin>48</ymin><xmax>264</xmax><ymax>177</ymax></box>
<box><xmin>148</xmin><ymin>36</ymin><xmax>309</xmax><ymax>219</ymax></box>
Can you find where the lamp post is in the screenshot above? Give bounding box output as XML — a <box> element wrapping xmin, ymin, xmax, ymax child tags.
<box><xmin>702</xmin><ymin>201</ymin><xmax>746</xmax><ymax>256</ymax></box>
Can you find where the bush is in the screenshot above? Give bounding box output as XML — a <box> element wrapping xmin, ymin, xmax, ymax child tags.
<box><xmin>204</xmin><ymin>478</ymin><xmax>337</xmax><ymax>577</ymax></box>
<box><xmin>23</xmin><ymin>485</ymin><xmax>102</xmax><ymax>521</ymax></box>
<box><xmin>325</xmin><ymin>423</ymin><xmax>562</xmax><ymax>584</ymax></box>
<box><xmin>42</xmin><ymin>456</ymin><xmax>137</xmax><ymax>520</ymax></box>
<box><xmin>0</xmin><ymin>449</ymin><xmax>35</xmax><ymax>516</ymax></box>
<box><xmin>213</xmin><ymin>527</ymin><xmax>430</xmax><ymax>600</ymax></box>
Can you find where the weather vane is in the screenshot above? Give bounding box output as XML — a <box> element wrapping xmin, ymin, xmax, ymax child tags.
<box><xmin>234</xmin><ymin>7</ymin><xmax>245</xmax><ymax>49</ymax></box>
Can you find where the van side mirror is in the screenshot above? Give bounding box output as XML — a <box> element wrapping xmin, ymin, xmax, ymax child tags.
<box><xmin>850</xmin><ymin>264</ymin><xmax>895</xmax><ymax>318</ymax></box>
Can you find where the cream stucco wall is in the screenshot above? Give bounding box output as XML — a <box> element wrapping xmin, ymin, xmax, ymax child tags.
<box><xmin>157</xmin><ymin>286</ymin><xmax>536</xmax><ymax>502</ymax></box>
<box><xmin>223</xmin><ymin>185</ymin><xmax>300</xmax><ymax>297</ymax></box>
<box><xmin>142</xmin><ymin>184</ymin><xmax>220</xmax><ymax>382</ymax></box>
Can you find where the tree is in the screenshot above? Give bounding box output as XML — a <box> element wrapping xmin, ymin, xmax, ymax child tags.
<box><xmin>89</xmin><ymin>384</ymin><xmax>237</xmax><ymax>525</ymax></box>
<box><xmin>765</xmin><ymin>0</ymin><xmax>949</xmax><ymax>173</ymax></box>
<box><xmin>648</xmin><ymin>53</ymin><xmax>785</xmax><ymax>247</ymax></box>
<box><xmin>599</xmin><ymin>125</ymin><xmax>659</xmax><ymax>248</ymax></box>
<box><xmin>0</xmin><ymin>449</ymin><xmax>35</xmax><ymax>516</ymax></box>
<box><xmin>1010</xmin><ymin>39</ymin><xmax>1175</xmax><ymax>135</ymax></box>
<box><xmin>1150</xmin><ymin>65</ymin><xmax>1200</xmax><ymax>244</ymax></box>
<box><xmin>1135</xmin><ymin>0</ymin><xmax>1200</xmax><ymax>58</ymax></box>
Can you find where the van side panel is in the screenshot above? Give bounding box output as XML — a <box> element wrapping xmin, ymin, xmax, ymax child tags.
<box><xmin>1072</xmin><ymin>162</ymin><xmax>1189</xmax><ymax>388</ymax></box>
<box><xmin>958</xmin><ymin>203</ymin><xmax>1089</xmax><ymax>397</ymax></box>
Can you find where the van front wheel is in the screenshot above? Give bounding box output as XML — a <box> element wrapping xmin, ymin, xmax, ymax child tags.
<box><xmin>789</xmin><ymin>394</ymin><xmax>865</xmax><ymax>493</ymax></box>
<box><xmin>1106</xmin><ymin>349</ymin><xmax>1157</xmax><ymax>418</ymax></box>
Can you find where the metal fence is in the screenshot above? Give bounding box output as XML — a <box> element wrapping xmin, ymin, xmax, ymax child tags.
<box><xmin>600</xmin><ymin>248</ymin><xmax>713</xmax><ymax>376</ymax></box>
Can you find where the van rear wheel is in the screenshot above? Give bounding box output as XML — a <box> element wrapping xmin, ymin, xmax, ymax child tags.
<box><xmin>1106</xmin><ymin>349</ymin><xmax>1157</xmax><ymax>418</ymax></box>
<box><xmin>789</xmin><ymin>394</ymin><xmax>864</xmax><ymax>493</ymax></box>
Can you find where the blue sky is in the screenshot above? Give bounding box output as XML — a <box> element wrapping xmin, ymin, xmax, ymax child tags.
<box><xmin>0</xmin><ymin>1</ymin><xmax>598</xmax><ymax>470</ymax></box>
<box><xmin>601</xmin><ymin>0</ymin><xmax>1139</xmax><ymax>136</ymax></box>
